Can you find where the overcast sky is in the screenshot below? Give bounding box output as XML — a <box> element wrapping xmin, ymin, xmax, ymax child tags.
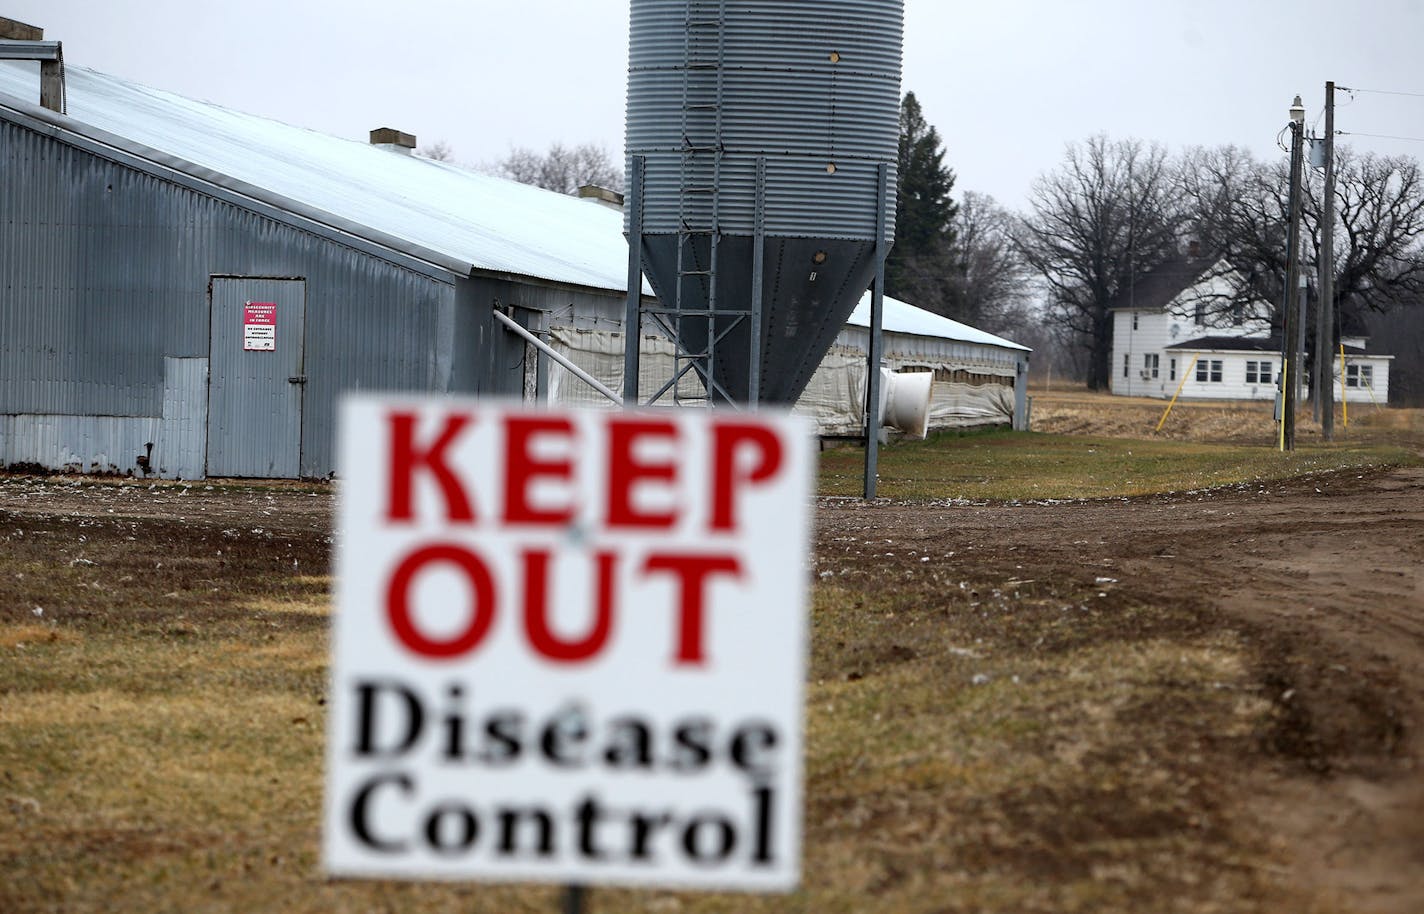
<box><xmin>8</xmin><ymin>0</ymin><xmax>1423</xmax><ymax>211</ymax></box>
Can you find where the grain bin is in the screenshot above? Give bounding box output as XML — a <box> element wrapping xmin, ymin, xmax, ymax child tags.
<box><xmin>625</xmin><ymin>0</ymin><xmax>903</xmax><ymax>405</ymax></box>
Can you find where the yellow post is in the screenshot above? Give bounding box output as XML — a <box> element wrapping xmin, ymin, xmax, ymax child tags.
<box><xmin>1339</xmin><ymin>344</ymin><xmax>1348</xmax><ymax>429</ymax></box>
<box><xmin>1156</xmin><ymin>355</ymin><xmax>1199</xmax><ymax>433</ymax></box>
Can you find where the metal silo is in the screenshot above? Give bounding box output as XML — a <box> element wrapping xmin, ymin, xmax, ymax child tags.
<box><xmin>624</xmin><ymin>0</ymin><xmax>903</xmax><ymax>405</ymax></box>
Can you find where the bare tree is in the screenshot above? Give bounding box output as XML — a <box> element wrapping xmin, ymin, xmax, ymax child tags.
<box><xmin>1181</xmin><ymin>145</ymin><xmax>1424</xmax><ymax>350</ymax></box>
<box><xmin>493</xmin><ymin>142</ymin><xmax>623</xmax><ymax>194</ymax></box>
<box><xmin>1318</xmin><ymin>150</ymin><xmax>1424</xmax><ymax>315</ymax></box>
<box><xmin>419</xmin><ymin>140</ymin><xmax>456</xmax><ymax>162</ymax></box>
<box><xmin>946</xmin><ymin>191</ymin><xmax>1034</xmax><ymax>333</ymax></box>
<box><xmin>1364</xmin><ymin>299</ymin><xmax>1424</xmax><ymax>406</ymax></box>
<box><xmin>1014</xmin><ymin>135</ymin><xmax>1184</xmax><ymax>389</ymax></box>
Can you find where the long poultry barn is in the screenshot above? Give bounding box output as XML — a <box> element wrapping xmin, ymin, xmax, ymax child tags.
<box><xmin>543</xmin><ymin>291</ymin><xmax>1030</xmax><ymax>435</ymax></box>
<box><xmin>0</xmin><ymin>54</ymin><xmax>1028</xmax><ymax>479</ymax></box>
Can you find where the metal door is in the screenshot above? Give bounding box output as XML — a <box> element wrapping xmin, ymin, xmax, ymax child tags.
<box><xmin>207</xmin><ymin>277</ymin><xmax>306</xmax><ymax>477</ymax></box>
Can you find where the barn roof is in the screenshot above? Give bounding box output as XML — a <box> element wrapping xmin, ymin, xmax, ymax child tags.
<box><xmin>0</xmin><ymin>61</ymin><xmax>635</xmax><ymax>290</ymax></box>
<box><xmin>848</xmin><ymin>294</ymin><xmax>1030</xmax><ymax>352</ymax></box>
<box><xmin>0</xmin><ymin>60</ymin><xmax>1027</xmax><ymax>354</ymax></box>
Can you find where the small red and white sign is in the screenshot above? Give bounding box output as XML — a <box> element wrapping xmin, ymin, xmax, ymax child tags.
<box><xmin>325</xmin><ymin>397</ymin><xmax>812</xmax><ymax>891</ymax></box>
<box><xmin>243</xmin><ymin>301</ymin><xmax>276</xmax><ymax>351</ymax></box>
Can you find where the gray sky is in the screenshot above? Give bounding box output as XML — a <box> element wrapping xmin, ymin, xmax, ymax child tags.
<box><xmin>8</xmin><ymin>0</ymin><xmax>1423</xmax><ymax>210</ymax></box>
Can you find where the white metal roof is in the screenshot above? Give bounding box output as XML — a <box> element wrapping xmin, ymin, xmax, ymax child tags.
<box><xmin>0</xmin><ymin>60</ymin><xmax>1027</xmax><ymax>354</ymax></box>
<box><xmin>0</xmin><ymin>61</ymin><xmax>636</xmax><ymax>290</ymax></box>
<box><xmin>848</xmin><ymin>293</ymin><xmax>1031</xmax><ymax>352</ymax></box>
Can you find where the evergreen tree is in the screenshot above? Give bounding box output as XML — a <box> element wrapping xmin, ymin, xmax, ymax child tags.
<box><xmin>888</xmin><ymin>92</ymin><xmax>958</xmax><ymax>299</ymax></box>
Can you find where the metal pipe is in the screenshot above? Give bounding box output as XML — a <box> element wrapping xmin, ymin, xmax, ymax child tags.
<box><xmin>623</xmin><ymin>156</ymin><xmax>646</xmax><ymax>406</ymax></box>
<box><xmin>863</xmin><ymin>162</ymin><xmax>891</xmax><ymax>500</ymax></box>
<box><xmin>492</xmin><ymin>309</ymin><xmax>621</xmax><ymax>405</ymax></box>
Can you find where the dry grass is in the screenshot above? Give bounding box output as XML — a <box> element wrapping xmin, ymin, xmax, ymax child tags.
<box><xmin>1031</xmin><ymin>386</ymin><xmax>1424</xmax><ymax>448</ymax></box>
<box><xmin>1</xmin><ymin>492</ymin><xmax>1283</xmax><ymax>914</ymax></box>
<box><xmin>5</xmin><ymin>391</ymin><xmax>1418</xmax><ymax>912</ymax></box>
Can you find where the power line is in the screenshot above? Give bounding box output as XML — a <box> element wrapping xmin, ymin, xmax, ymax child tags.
<box><xmin>1337</xmin><ymin>130</ymin><xmax>1424</xmax><ymax>144</ymax></box>
<box><xmin>1338</xmin><ymin>86</ymin><xmax>1424</xmax><ymax>99</ymax></box>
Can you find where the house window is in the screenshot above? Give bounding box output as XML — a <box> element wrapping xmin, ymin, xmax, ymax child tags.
<box><xmin>1195</xmin><ymin>359</ymin><xmax>1223</xmax><ymax>383</ymax></box>
<box><xmin>1231</xmin><ymin>302</ymin><xmax>1245</xmax><ymax>326</ymax></box>
<box><xmin>1245</xmin><ymin>360</ymin><xmax>1274</xmax><ymax>384</ymax></box>
<box><xmin>1124</xmin><ymin>353</ymin><xmax>1130</xmax><ymax>378</ymax></box>
<box><xmin>1143</xmin><ymin>353</ymin><xmax>1159</xmax><ymax>379</ymax></box>
<box><xmin>1194</xmin><ymin>302</ymin><xmax>1205</xmax><ymax>326</ymax></box>
<box><xmin>1346</xmin><ymin>364</ymin><xmax>1373</xmax><ymax>388</ymax></box>
<box><xmin>1169</xmin><ymin>358</ymin><xmax>1176</xmax><ymax>381</ymax></box>
<box><xmin>1132</xmin><ymin>313</ymin><xmax>1139</xmax><ymax>331</ymax></box>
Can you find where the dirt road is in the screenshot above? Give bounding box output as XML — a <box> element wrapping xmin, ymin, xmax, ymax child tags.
<box><xmin>3</xmin><ymin>464</ymin><xmax>1421</xmax><ymax>911</ymax></box>
<box><xmin>816</xmin><ymin>464</ymin><xmax>1424</xmax><ymax>912</ymax></box>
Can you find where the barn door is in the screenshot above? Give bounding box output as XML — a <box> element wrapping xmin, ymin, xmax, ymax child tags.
<box><xmin>207</xmin><ymin>277</ymin><xmax>307</xmax><ymax>478</ymax></box>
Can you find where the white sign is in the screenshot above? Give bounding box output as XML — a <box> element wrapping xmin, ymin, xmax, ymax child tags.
<box><xmin>325</xmin><ymin>397</ymin><xmax>812</xmax><ymax>891</ymax></box>
<box><xmin>243</xmin><ymin>301</ymin><xmax>277</xmax><ymax>352</ymax></box>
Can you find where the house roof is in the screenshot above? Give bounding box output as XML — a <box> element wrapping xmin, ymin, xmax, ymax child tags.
<box><xmin>1166</xmin><ymin>335</ymin><xmax>1283</xmax><ymax>352</ymax></box>
<box><xmin>1106</xmin><ymin>250</ymin><xmax>1217</xmax><ymax>312</ymax></box>
<box><xmin>1168</xmin><ymin>335</ymin><xmax>1382</xmax><ymax>357</ymax></box>
<box><xmin>0</xmin><ymin>60</ymin><xmax>1028</xmax><ymax>355</ymax></box>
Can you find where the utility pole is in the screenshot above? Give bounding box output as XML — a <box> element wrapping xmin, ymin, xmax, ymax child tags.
<box><xmin>1282</xmin><ymin>95</ymin><xmax>1307</xmax><ymax>451</ymax></box>
<box><xmin>1318</xmin><ymin>81</ymin><xmax>1337</xmax><ymax>440</ymax></box>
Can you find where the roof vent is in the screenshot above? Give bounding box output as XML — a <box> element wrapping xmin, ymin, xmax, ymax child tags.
<box><xmin>577</xmin><ymin>184</ymin><xmax>625</xmax><ymax>211</ymax></box>
<box><xmin>0</xmin><ymin>17</ymin><xmax>64</xmax><ymax>114</ymax></box>
<box><xmin>369</xmin><ymin>127</ymin><xmax>416</xmax><ymax>155</ymax></box>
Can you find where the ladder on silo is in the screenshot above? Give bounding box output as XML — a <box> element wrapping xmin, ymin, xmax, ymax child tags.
<box><xmin>645</xmin><ymin>0</ymin><xmax>746</xmax><ymax>407</ymax></box>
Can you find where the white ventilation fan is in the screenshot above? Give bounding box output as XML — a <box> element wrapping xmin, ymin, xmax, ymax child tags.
<box><xmin>878</xmin><ymin>368</ymin><xmax>934</xmax><ymax>439</ymax></box>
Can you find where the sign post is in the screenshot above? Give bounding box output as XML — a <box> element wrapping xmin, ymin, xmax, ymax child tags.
<box><xmin>325</xmin><ymin>397</ymin><xmax>812</xmax><ymax>895</ymax></box>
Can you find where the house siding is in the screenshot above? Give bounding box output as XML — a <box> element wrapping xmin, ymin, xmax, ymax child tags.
<box><xmin>1167</xmin><ymin>351</ymin><xmax>1282</xmax><ymax>400</ymax></box>
<box><xmin>1110</xmin><ymin>264</ymin><xmax>1289</xmax><ymax>402</ymax></box>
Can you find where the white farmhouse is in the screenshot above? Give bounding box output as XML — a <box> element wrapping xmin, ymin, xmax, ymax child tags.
<box><xmin>1108</xmin><ymin>248</ymin><xmax>1392</xmax><ymax>404</ymax></box>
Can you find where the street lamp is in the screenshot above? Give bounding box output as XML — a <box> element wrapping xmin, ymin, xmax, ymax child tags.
<box><xmin>1281</xmin><ymin>95</ymin><xmax>1306</xmax><ymax>451</ymax></box>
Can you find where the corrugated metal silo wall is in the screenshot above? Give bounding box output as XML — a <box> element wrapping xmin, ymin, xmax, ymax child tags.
<box><xmin>625</xmin><ymin>0</ymin><xmax>903</xmax><ymax>404</ymax></box>
<box><xmin>0</xmin><ymin>117</ymin><xmax>493</xmax><ymax>478</ymax></box>
<box><xmin>626</xmin><ymin>0</ymin><xmax>902</xmax><ymax>240</ymax></box>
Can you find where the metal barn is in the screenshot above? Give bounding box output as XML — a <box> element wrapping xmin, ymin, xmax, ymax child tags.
<box><xmin>1</xmin><ymin>56</ymin><xmax>1028</xmax><ymax>480</ymax></box>
<box><xmin>0</xmin><ymin>60</ymin><xmax>637</xmax><ymax>478</ymax></box>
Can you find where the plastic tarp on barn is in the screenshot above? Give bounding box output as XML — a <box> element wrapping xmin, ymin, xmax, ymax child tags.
<box><xmin>543</xmin><ymin>291</ymin><xmax>1027</xmax><ymax>434</ymax></box>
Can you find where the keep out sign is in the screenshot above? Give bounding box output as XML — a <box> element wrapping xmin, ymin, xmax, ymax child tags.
<box><xmin>324</xmin><ymin>397</ymin><xmax>812</xmax><ymax>891</ymax></box>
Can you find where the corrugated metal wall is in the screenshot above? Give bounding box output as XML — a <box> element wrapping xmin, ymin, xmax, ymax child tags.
<box><xmin>0</xmin><ymin>117</ymin><xmax>478</xmax><ymax>477</ymax></box>
<box><xmin>627</xmin><ymin>0</ymin><xmax>903</xmax><ymax>240</ymax></box>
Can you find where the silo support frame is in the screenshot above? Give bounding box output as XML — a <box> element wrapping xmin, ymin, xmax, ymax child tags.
<box><xmin>625</xmin><ymin>153</ymin><xmax>770</xmax><ymax>411</ymax></box>
<box><xmin>749</xmin><ymin>156</ymin><xmax>766</xmax><ymax>405</ymax></box>
<box><xmin>864</xmin><ymin>163</ymin><xmax>892</xmax><ymax>500</ymax></box>
<box><xmin>623</xmin><ymin>156</ymin><xmax>646</xmax><ymax>406</ymax></box>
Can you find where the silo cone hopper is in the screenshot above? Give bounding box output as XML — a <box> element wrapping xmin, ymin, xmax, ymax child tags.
<box><xmin>625</xmin><ymin>0</ymin><xmax>904</xmax><ymax>406</ymax></box>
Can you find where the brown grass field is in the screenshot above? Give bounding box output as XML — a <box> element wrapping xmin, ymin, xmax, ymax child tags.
<box><xmin>2</xmin><ymin>390</ymin><xmax>1422</xmax><ymax>913</ymax></box>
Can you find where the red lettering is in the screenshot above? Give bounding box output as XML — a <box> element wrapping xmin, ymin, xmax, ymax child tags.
<box><xmin>522</xmin><ymin>550</ymin><xmax>617</xmax><ymax>663</ymax></box>
<box><xmin>710</xmin><ymin>423</ymin><xmax>783</xmax><ymax>531</ymax></box>
<box><xmin>503</xmin><ymin>416</ymin><xmax>577</xmax><ymax>525</ymax></box>
<box><xmin>606</xmin><ymin>418</ymin><xmax>680</xmax><ymax>529</ymax></box>
<box><xmin>387</xmin><ymin>412</ymin><xmax>475</xmax><ymax>522</ymax></box>
<box><xmin>642</xmin><ymin>554</ymin><xmax>742</xmax><ymax>666</ymax></box>
<box><xmin>385</xmin><ymin>544</ymin><xmax>496</xmax><ymax>659</ymax></box>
